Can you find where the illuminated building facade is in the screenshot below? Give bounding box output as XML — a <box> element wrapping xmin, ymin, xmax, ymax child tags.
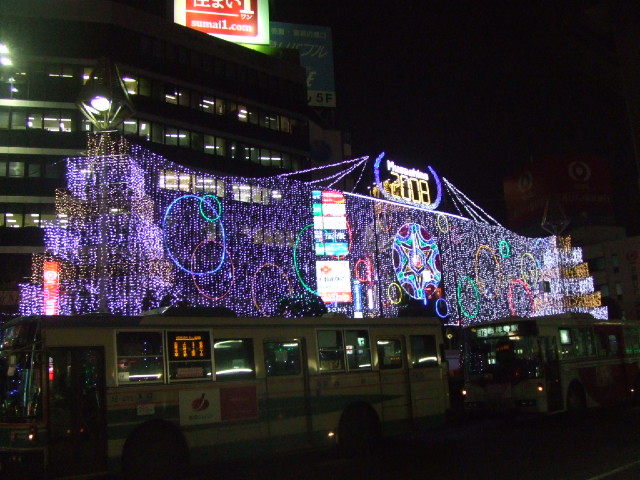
<box><xmin>19</xmin><ymin>134</ymin><xmax>607</xmax><ymax>325</ymax></box>
<box><xmin>0</xmin><ymin>0</ymin><xmax>312</xmax><ymax>315</ymax></box>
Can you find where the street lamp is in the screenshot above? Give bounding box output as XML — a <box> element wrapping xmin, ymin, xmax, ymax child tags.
<box><xmin>77</xmin><ymin>57</ymin><xmax>135</xmax><ymax>131</ymax></box>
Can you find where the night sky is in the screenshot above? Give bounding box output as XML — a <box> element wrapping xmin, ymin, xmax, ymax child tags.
<box><xmin>123</xmin><ymin>0</ymin><xmax>637</xmax><ymax>229</ymax></box>
<box><xmin>271</xmin><ymin>1</ymin><xmax>637</xmax><ymax>228</ymax></box>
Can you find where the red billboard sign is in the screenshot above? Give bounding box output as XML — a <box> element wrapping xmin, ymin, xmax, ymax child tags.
<box><xmin>174</xmin><ymin>0</ymin><xmax>270</xmax><ymax>45</ymax></box>
<box><xmin>504</xmin><ymin>156</ymin><xmax>614</xmax><ymax>230</ymax></box>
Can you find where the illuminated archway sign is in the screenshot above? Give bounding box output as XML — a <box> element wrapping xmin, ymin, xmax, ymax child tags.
<box><xmin>43</xmin><ymin>261</ymin><xmax>60</xmax><ymax>315</ymax></box>
<box><xmin>373</xmin><ymin>152</ymin><xmax>443</xmax><ymax>210</ymax></box>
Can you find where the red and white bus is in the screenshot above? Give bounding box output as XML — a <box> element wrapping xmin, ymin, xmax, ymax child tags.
<box><xmin>0</xmin><ymin>310</ymin><xmax>450</xmax><ymax>479</ymax></box>
<box><xmin>461</xmin><ymin>313</ymin><xmax>640</xmax><ymax>414</ymax></box>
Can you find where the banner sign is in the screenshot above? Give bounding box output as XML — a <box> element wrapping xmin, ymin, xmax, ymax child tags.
<box><xmin>174</xmin><ymin>0</ymin><xmax>270</xmax><ymax>45</ymax></box>
<box><xmin>270</xmin><ymin>22</ymin><xmax>336</xmax><ymax>107</ymax></box>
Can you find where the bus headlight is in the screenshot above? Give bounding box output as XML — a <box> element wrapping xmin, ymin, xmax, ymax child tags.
<box><xmin>28</xmin><ymin>425</ymin><xmax>37</xmax><ymax>441</ymax></box>
<box><xmin>537</xmin><ymin>384</ymin><xmax>544</xmax><ymax>393</ymax></box>
<box><xmin>461</xmin><ymin>389</ymin><xmax>467</xmax><ymax>397</ymax></box>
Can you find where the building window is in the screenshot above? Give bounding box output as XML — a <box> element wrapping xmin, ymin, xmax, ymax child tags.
<box><xmin>232</xmin><ymin>184</ymin><xmax>252</xmax><ymax>203</ymax></box>
<box><xmin>615</xmin><ymin>282</ymin><xmax>623</xmax><ymax>299</ymax></box>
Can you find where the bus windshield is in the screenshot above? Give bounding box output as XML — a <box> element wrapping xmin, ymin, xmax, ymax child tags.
<box><xmin>464</xmin><ymin>334</ymin><xmax>543</xmax><ymax>383</ymax></box>
<box><xmin>0</xmin><ymin>323</ymin><xmax>42</xmax><ymax>422</ymax></box>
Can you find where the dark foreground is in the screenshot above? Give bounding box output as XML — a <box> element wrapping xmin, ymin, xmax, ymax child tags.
<box><xmin>191</xmin><ymin>405</ymin><xmax>640</xmax><ymax>480</ymax></box>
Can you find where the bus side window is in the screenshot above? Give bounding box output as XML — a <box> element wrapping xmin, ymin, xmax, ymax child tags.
<box><xmin>116</xmin><ymin>331</ymin><xmax>164</xmax><ymax>384</ymax></box>
<box><xmin>410</xmin><ymin>335</ymin><xmax>438</xmax><ymax>368</ymax></box>
<box><xmin>317</xmin><ymin>330</ymin><xmax>344</xmax><ymax>372</ymax></box>
<box><xmin>608</xmin><ymin>334</ymin><xmax>620</xmax><ymax>356</ymax></box>
<box><xmin>344</xmin><ymin>330</ymin><xmax>371</xmax><ymax>371</ymax></box>
<box><xmin>213</xmin><ymin>339</ymin><xmax>255</xmax><ymax>380</ymax></box>
<box><xmin>264</xmin><ymin>341</ymin><xmax>301</xmax><ymax>376</ymax></box>
<box><xmin>377</xmin><ymin>338</ymin><xmax>403</xmax><ymax>369</ymax></box>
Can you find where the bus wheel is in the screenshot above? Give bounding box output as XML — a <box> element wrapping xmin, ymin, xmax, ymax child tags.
<box><xmin>566</xmin><ymin>382</ymin><xmax>586</xmax><ymax>413</ymax></box>
<box><xmin>122</xmin><ymin>419</ymin><xmax>189</xmax><ymax>480</ymax></box>
<box><xmin>338</xmin><ymin>402</ymin><xmax>381</xmax><ymax>456</ymax></box>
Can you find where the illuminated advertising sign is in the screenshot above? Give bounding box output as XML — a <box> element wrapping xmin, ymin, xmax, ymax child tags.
<box><xmin>312</xmin><ymin>190</ymin><xmax>352</xmax><ymax>306</ymax></box>
<box><xmin>43</xmin><ymin>261</ymin><xmax>60</xmax><ymax>315</ymax></box>
<box><xmin>174</xmin><ymin>0</ymin><xmax>270</xmax><ymax>45</ymax></box>
<box><xmin>373</xmin><ymin>153</ymin><xmax>443</xmax><ymax>210</ymax></box>
<box><xmin>316</xmin><ymin>261</ymin><xmax>352</xmax><ymax>303</ymax></box>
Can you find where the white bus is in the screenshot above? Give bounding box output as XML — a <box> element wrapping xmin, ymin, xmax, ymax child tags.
<box><xmin>0</xmin><ymin>309</ymin><xmax>450</xmax><ymax>479</ymax></box>
<box><xmin>461</xmin><ymin>313</ymin><xmax>640</xmax><ymax>414</ymax></box>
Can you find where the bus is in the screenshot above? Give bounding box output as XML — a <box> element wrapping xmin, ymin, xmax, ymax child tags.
<box><xmin>0</xmin><ymin>309</ymin><xmax>450</xmax><ymax>479</ymax></box>
<box><xmin>460</xmin><ymin>313</ymin><xmax>640</xmax><ymax>415</ymax></box>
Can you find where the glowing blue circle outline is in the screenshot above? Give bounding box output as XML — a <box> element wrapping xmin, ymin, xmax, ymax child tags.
<box><xmin>162</xmin><ymin>194</ymin><xmax>226</xmax><ymax>276</ymax></box>
<box><xmin>435</xmin><ymin>298</ymin><xmax>450</xmax><ymax>318</ymax></box>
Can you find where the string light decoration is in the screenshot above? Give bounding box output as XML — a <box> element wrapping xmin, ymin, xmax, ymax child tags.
<box><xmin>18</xmin><ymin>140</ymin><xmax>607</xmax><ymax>323</ymax></box>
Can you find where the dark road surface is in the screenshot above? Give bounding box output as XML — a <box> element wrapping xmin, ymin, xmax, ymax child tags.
<box><xmin>191</xmin><ymin>405</ymin><xmax>640</xmax><ymax>480</ymax></box>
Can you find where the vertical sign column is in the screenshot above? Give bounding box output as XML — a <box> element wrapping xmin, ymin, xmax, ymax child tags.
<box><xmin>43</xmin><ymin>261</ymin><xmax>60</xmax><ymax>315</ymax></box>
<box><xmin>312</xmin><ymin>191</ymin><xmax>352</xmax><ymax>311</ymax></box>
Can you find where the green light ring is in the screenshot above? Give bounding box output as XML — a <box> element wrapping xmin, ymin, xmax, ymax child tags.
<box><xmin>474</xmin><ymin>244</ymin><xmax>501</xmax><ymax>299</ymax></box>
<box><xmin>457</xmin><ymin>276</ymin><xmax>480</xmax><ymax>319</ymax></box>
<box><xmin>499</xmin><ymin>239</ymin><xmax>511</xmax><ymax>258</ymax></box>
<box><xmin>199</xmin><ymin>194</ymin><xmax>222</xmax><ymax>221</ymax></box>
<box><xmin>293</xmin><ymin>223</ymin><xmax>323</xmax><ymax>295</ymax></box>
<box><xmin>520</xmin><ymin>252</ymin><xmax>540</xmax><ymax>287</ymax></box>
<box><xmin>437</xmin><ymin>213</ymin><xmax>450</xmax><ymax>234</ymax></box>
<box><xmin>388</xmin><ymin>282</ymin><xmax>403</xmax><ymax>304</ymax></box>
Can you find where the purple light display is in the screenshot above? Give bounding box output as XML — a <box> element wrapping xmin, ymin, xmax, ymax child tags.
<box><xmin>18</xmin><ymin>133</ymin><xmax>607</xmax><ymax>324</ymax></box>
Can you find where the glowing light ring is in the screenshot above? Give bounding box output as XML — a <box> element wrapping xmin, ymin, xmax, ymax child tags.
<box><xmin>520</xmin><ymin>252</ymin><xmax>540</xmax><ymax>287</ymax></box>
<box><xmin>373</xmin><ymin>152</ymin><xmax>443</xmax><ymax>210</ymax></box>
<box><xmin>163</xmin><ymin>194</ymin><xmax>226</xmax><ymax>275</ymax></box>
<box><xmin>355</xmin><ymin>258</ymin><xmax>373</xmax><ymax>283</ymax></box>
<box><xmin>457</xmin><ymin>276</ymin><xmax>480</xmax><ymax>319</ymax></box>
<box><xmin>330</xmin><ymin>219</ymin><xmax>353</xmax><ymax>260</ymax></box>
<box><xmin>499</xmin><ymin>239</ymin><xmax>511</xmax><ymax>258</ymax></box>
<box><xmin>474</xmin><ymin>244</ymin><xmax>502</xmax><ymax>299</ymax></box>
<box><xmin>251</xmin><ymin>263</ymin><xmax>293</xmax><ymax>317</ymax></box>
<box><xmin>435</xmin><ymin>298</ymin><xmax>450</xmax><ymax>318</ymax></box>
<box><xmin>392</xmin><ymin>223</ymin><xmax>442</xmax><ymax>301</ymax></box>
<box><xmin>199</xmin><ymin>194</ymin><xmax>222</xmax><ymax>221</ymax></box>
<box><xmin>191</xmin><ymin>240</ymin><xmax>235</xmax><ymax>301</ymax></box>
<box><xmin>377</xmin><ymin>210</ymin><xmax>393</xmax><ymax>232</ymax></box>
<box><xmin>388</xmin><ymin>282</ymin><xmax>403</xmax><ymax>304</ymax></box>
<box><xmin>508</xmin><ymin>279</ymin><xmax>535</xmax><ymax>317</ymax></box>
<box><xmin>293</xmin><ymin>223</ymin><xmax>319</xmax><ymax>295</ymax></box>
<box><xmin>437</xmin><ymin>214</ymin><xmax>450</xmax><ymax>234</ymax></box>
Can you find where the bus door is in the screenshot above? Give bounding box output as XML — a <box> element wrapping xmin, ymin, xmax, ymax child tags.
<box><xmin>46</xmin><ymin>347</ymin><xmax>107</xmax><ymax>477</ymax></box>
<box><xmin>376</xmin><ymin>337</ymin><xmax>411</xmax><ymax>432</ymax></box>
<box><xmin>263</xmin><ymin>339</ymin><xmax>312</xmax><ymax>446</ymax></box>
<box><xmin>541</xmin><ymin>337</ymin><xmax>563</xmax><ymax>412</ymax></box>
<box><xmin>407</xmin><ymin>334</ymin><xmax>445</xmax><ymax>421</ymax></box>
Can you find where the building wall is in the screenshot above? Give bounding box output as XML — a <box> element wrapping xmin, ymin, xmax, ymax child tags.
<box><xmin>0</xmin><ymin>0</ymin><xmax>313</xmax><ymax>315</ymax></box>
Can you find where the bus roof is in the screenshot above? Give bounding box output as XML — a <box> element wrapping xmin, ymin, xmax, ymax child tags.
<box><xmin>2</xmin><ymin>312</ymin><xmax>444</xmax><ymax>331</ymax></box>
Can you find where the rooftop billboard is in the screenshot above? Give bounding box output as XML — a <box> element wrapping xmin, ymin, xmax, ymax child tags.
<box><xmin>174</xmin><ymin>0</ymin><xmax>270</xmax><ymax>45</ymax></box>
